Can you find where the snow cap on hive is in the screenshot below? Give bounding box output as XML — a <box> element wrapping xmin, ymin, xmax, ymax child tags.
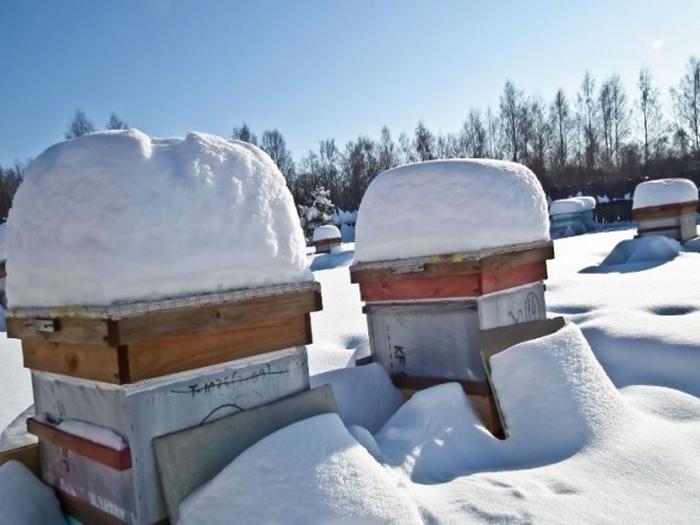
<box><xmin>575</xmin><ymin>196</ymin><xmax>596</xmax><ymax>210</ymax></box>
<box><xmin>550</xmin><ymin>198</ymin><xmax>586</xmax><ymax>215</ymax></box>
<box><xmin>6</xmin><ymin>129</ymin><xmax>312</xmax><ymax>307</ymax></box>
<box><xmin>312</xmin><ymin>224</ymin><xmax>341</xmax><ymax>242</ymax></box>
<box><xmin>354</xmin><ymin>159</ymin><xmax>549</xmax><ymax>263</ymax></box>
<box><xmin>633</xmin><ymin>178</ymin><xmax>698</xmax><ymax>210</ymax></box>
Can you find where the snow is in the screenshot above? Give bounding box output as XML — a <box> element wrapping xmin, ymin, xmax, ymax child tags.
<box><xmin>354</xmin><ymin>159</ymin><xmax>549</xmax><ymax>262</ymax></box>
<box><xmin>599</xmin><ymin>235</ymin><xmax>680</xmax><ymax>267</ymax></box>
<box><xmin>574</xmin><ymin>195</ymin><xmax>596</xmax><ymax>210</ymax></box>
<box><xmin>632</xmin><ymin>178</ymin><xmax>698</xmax><ymax>209</ymax></box>
<box><xmin>6</xmin><ymin>129</ymin><xmax>311</xmax><ymax>308</ymax></box>
<box><xmin>0</xmin><ymin>335</ymin><xmax>31</xmax><ymax>433</ymax></box>
<box><xmin>550</xmin><ymin>197</ymin><xmax>585</xmax><ymax>215</ymax></box>
<box><xmin>178</xmin><ymin>413</ymin><xmax>422</xmax><ymax>525</ymax></box>
<box><xmin>0</xmin><ymin>461</ymin><xmax>66</xmax><ymax>525</ymax></box>
<box><xmin>311</xmin><ymin>363</ymin><xmax>405</xmax><ymax>433</ymax></box>
<box><xmin>312</xmin><ymin>224</ymin><xmax>341</xmax><ymax>242</ymax></box>
<box><xmin>0</xmin><ymin>223</ymin><xmax>6</xmax><ymax>262</ymax></box>
<box><xmin>4</xmin><ymin>220</ymin><xmax>700</xmax><ymax>523</ymax></box>
<box><xmin>34</xmin><ymin>416</ymin><xmax>127</xmax><ymax>450</ymax></box>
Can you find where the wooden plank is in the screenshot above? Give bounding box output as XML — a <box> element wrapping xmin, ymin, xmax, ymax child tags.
<box><xmin>480</xmin><ymin>316</ymin><xmax>566</xmax><ymax>373</ymax></box>
<box><xmin>0</xmin><ymin>443</ymin><xmax>40</xmax><ymax>476</ymax></box>
<box><xmin>391</xmin><ymin>373</ymin><xmax>492</xmax><ymax>396</ymax></box>
<box><xmin>56</xmin><ymin>489</ymin><xmax>128</xmax><ymax>525</ymax></box>
<box><xmin>359</xmin><ymin>272</ymin><xmax>481</xmax><ymax>301</ymax></box>
<box><xmin>22</xmin><ymin>340</ymin><xmax>124</xmax><ymax>383</ymax></box>
<box><xmin>480</xmin><ymin>243</ymin><xmax>554</xmax><ymax>273</ymax></box>
<box><xmin>633</xmin><ymin>200</ymin><xmax>698</xmax><ymax>220</ymax></box>
<box><xmin>26</xmin><ymin>418</ymin><xmax>132</xmax><ymax>471</ymax></box>
<box><xmin>153</xmin><ymin>385</ymin><xmax>337</xmax><ymax>523</ymax></box>
<box><xmin>479</xmin><ymin>317</ymin><xmax>566</xmax><ymax>438</ymax></box>
<box><xmin>124</xmin><ymin>314</ymin><xmax>310</xmax><ymax>383</ymax></box>
<box><xmin>480</xmin><ymin>260</ymin><xmax>548</xmax><ymax>295</ymax></box>
<box><xmin>114</xmin><ymin>289</ymin><xmax>321</xmax><ymax>345</ymax></box>
<box><xmin>349</xmin><ymin>241</ymin><xmax>553</xmax><ymax>284</ymax></box>
<box><xmin>358</xmin><ymin>260</ymin><xmax>548</xmax><ymax>302</ymax></box>
<box><xmin>7</xmin><ymin>316</ymin><xmax>111</xmax><ymax>346</ymax></box>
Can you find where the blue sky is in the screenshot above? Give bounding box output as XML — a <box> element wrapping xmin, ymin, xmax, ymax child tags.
<box><xmin>1</xmin><ymin>0</ymin><xmax>698</xmax><ymax>166</ymax></box>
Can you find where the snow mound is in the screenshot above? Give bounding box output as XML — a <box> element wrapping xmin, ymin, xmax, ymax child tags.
<box><xmin>375</xmin><ymin>383</ymin><xmax>502</xmax><ymax>483</ymax></box>
<box><xmin>632</xmin><ymin>178</ymin><xmax>698</xmax><ymax>209</ymax></box>
<box><xmin>0</xmin><ymin>461</ymin><xmax>66</xmax><ymax>525</ymax></box>
<box><xmin>178</xmin><ymin>413</ymin><xmax>422</xmax><ymax>525</ymax></box>
<box><xmin>682</xmin><ymin>236</ymin><xmax>700</xmax><ymax>252</ymax></box>
<box><xmin>354</xmin><ymin>159</ymin><xmax>549</xmax><ymax>262</ymax></box>
<box><xmin>313</xmin><ymin>224</ymin><xmax>341</xmax><ymax>242</ymax></box>
<box><xmin>491</xmin><ymin>322</ymin><xmax>626</xmax><ymax>459</ymax></box>
<box><xmin>600</xmin><ymin>236</ymin><xmax>680</xmax><ymax>267</ymax></box>
<box><xmin>6</xmin><ymin>129</ymin><xmax>311</xmax><ymax>308</ymax></box>
<box><xmin>550</xmin><ymin>198</ymin><xmax>585</xmax><ymax>215</ymax></box>
<box><xmin>311</xmin><ymin>363</ymin><xmax>405</xmax><ymax>433</ymax></box>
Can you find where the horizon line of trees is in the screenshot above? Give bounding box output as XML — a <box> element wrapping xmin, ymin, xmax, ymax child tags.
<box><xmin>2</xmin><ymin>55</ymin><xmax>699</xmax><ymax>220</ymax></box>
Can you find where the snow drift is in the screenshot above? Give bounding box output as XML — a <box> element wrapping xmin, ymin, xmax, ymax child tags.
<box><xmin>0</xmin><ymin>461</ymin><xmax>66</xmax><ymax>525</ymax></box>
<box><xmin>6</xmin><ymin>129</ymin><xmax>311</xmax><ymax>307</ymax></box>
<box><xmin>178</xmin><ymin>413</ymin><xmax>422</xmax><ymax>525</ymax></box>
<box><xmin>632</xmin><ymin>178</ymin><xmax>698</xmax><ymax>209</ymax></box>
<box><xmin>599</xmin><ymin>236</ymin><xmax>680</xmax><ymax>267</ymax></box>
<box><xmin>354</xmin><ymin>159</ymin><xmax>549</xmax><ymax>262</ymax></box>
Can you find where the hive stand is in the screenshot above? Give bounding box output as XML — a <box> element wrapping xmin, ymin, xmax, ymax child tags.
<box><xmin>350</xmin><ymin>240</ymin><xmax>555</xmax><ymax>436</ymax></box>
<box><xmin>633</xmin><ymin>200</ymin><xmax>698</xmax><ymax>242</ymax></box>
<box><xmin>6</xmin><ymin>281</ymin><xmax>323</xmax><ymax>524</ymax></box>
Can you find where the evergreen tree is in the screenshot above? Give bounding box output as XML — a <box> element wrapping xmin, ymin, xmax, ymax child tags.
<box><xmin>106</xmin><ymin>113</ymin><xmax>129</xmax><ymax>130</ymax></box>
<box><xmin>298</xmin><ymin>186</ymin><xmax>335</xmax><ymax>240</ymax></box>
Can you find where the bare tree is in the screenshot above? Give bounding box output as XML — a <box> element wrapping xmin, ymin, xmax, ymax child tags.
<box><xmin>485</xmin><ymin>107</ymin><xmax>502</xmax><ymax>159</ymax></box>
<box><xmin>577</xmin><ymin>71</ymin><xmax>598</xmax><ymax>171</ymax></box>
<box><xmin>232</xmin><ymin>123</ymin><xmax>258</xmax><ymax>145</ymax></box>
<box><xmin>671</xmin><ymin>56</ymin><xmax>700</xmax><ymax>153</ymax></box>
<box><xmin>377</xmin><ymin>126</ymin><xmax>398</xmax><ymax>172</ymax></box>
<box><xmin>398</xmin><ymin>132</ymin><xmax>417</xmax><ymax>163</ymax></box>
<box><xmin>65</xmin><ymin>109</ymin><xmax>95</xmax><ymax>139</ymax></box>
<box><xmin>260</xmin><ymin>129</ymin><xmax>295</xmax><ymax>184</ymax></box>
<box><xmin>106</xmin><ymin>113</ymin><xmax>129</xmax><ymax>130</ymax></box>
<box><xmin>414</xmin><ymin>121</ymin><xmax>436</xmax><ymax>161</ymax></box>
<box><xmin>527</xmin><ymin>95</ymin><xmax>551</xmax><ymax>175</ymax></box>
<box><xmin>550</xmin><ymin>89</ymin><xmax>571</xmax><ymax>170</ymax></box>
<box><xmin>460</xmin><ymin>109</ymin><xmax>488</xmax><ymax>158</ymax></box>
<box><xmin>500</xmin><ymin>80</ymin><xmax>525</xmax><ymax>161</ymax></box>
<box><xmin>637</xmin><ymin>68</ymin><xmax>666</xmax><ymax>163</ymax></box>
<box><xmin>342</xmin><ymin>136</ymin><xmax>379</xmax><ymax>209</ymax></box>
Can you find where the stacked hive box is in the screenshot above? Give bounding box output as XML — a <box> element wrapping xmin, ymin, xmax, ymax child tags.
<box><xmin>8</xmin><ymin>282</ymin><xmax>322</xmax><ymax>524</ymax></box>
<box><xmin>351</xmin><ymin>159</ymin><xmax>556</xmax><ymax>437</ymax></box>
<box><xmin>632</xmin><ymin>179</ymin><xmax>699</xmax><ymax>242</ymax></box>
<box><xmin>3</xmin><ymin>130</ymin><xmax>321</xmax><ymax>524</ymax></box>
<box><xmin>350</xmin><ymin>242</ymin><xmax>553</xmax><ymax>434</ymax></box>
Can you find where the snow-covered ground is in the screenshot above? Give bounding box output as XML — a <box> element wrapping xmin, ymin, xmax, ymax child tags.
<box><xmin>3</xmin><ymin>227</ymin><xmax>700</xmax><ymax>523</ymax></box>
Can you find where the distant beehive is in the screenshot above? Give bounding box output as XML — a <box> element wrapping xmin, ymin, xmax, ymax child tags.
<box><xmin>313</xmin><ymin>224</ymin><xmax>342</xmax><ymax>253</ymax></box>
<box><xmin>632</xmin><ymin>179</ymin><xmax>698</xmax><ymax>242</ymax></box>
<box><xmin>549</xmin><ymin>197</ymin><xmax>596</xmax><ymax>238</ymax></box>
<box><xmin>350</xmin><ymin>159</ymin><xmax>561</xmax><ymax>438</ymax></box>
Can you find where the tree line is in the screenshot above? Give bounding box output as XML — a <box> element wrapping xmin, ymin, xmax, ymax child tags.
<box><xmin>2</xmin><ymin>56</ymin><xmax>698</xmax><ymax>220</ymax></box>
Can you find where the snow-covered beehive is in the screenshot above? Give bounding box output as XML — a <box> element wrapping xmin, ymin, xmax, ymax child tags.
<box><xmin>632</xmin><ymin>178</ymin><xmax>698</xmax><ymax>242</ymax></box>
<box><xmin>312</xmin><ymin>224</ymin><xmax>342</xmax><ymax>253</ymax></box>
<box><xmin>549</xmin><ymin>196</ymin><xmax>596</xmax><ymax>238</ymax></box>
<box><xmin>5</xmin><ymin>130</ymin><xmax>322</xmax><ymax>523</ymax></box>
<box><xmin>350</xmin><ymin>159</ymin><xmax>554</xmax><ymax>435</ymax></box>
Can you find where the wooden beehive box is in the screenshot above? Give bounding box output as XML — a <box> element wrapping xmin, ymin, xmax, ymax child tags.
<box><xmin>314</xmin><ymin>236</ymin><xmax>341</xmax><ymax>254</ymax></box>
<box><xmin>7</xmin><ymin>281</ymin><xmax>322</xmax><ymax>384</ymax></box>
<box><xmin>633</xmin><ymin>200</ymin><xmax>698</xmax><ymax>242</ymax></box>
<box><xmin>28</xmin><ymin>347</ymin><xmax>310</xmax><ymax>524</ymax></box>
<box><xmin>350</xmin><ymin>240</ymin><xmax>554</xmax><ymax>435</ymax></box>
